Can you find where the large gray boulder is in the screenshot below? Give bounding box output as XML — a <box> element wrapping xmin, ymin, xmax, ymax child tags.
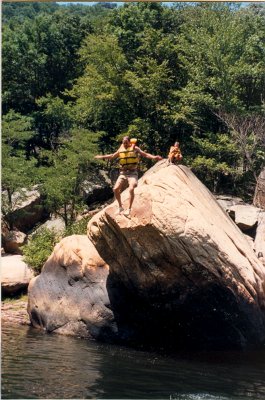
<box><xmin>3</xmin><ymin>187</ymin><xmax>48</xmax><ymax>233</ymax></box>
<box><xmin>33</xmin><ymin>216</ymin><xmax>65</xmax><ymax>235</ymax></box>
<box><xmin>81</xmin><ymin>169</ymin><xmax>113</xmax><ymax>206</ymax></box>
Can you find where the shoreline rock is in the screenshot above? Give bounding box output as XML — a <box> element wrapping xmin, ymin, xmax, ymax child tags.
<box><xmin>1</xmin><ymin>299</ymin><xmax>30</xmax><ymax>326</ymax></box>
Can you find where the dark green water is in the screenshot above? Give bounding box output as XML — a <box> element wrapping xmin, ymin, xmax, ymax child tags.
<box><xmin>2</xmin><ymin>322</ymin><xmax>265</xmax><ymax>400</ymax></box>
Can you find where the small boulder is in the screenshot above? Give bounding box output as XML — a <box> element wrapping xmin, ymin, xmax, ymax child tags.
<box><xmin>34</xmin><ymin>216</ymin><xmax>65</xmax><ymax>235</ymax></box>
<box><xmin>215</xmin><ymin>195</ymin><xmax>245</xmax><ymax>212</ymax></box>
<box><xmin>2</xmin><ymin>255</ymin><xmax>34</xmax><ymax>296</ymax></box>
<box><xmin>229</xmin><ymin>204</ymin><xmax>261</xmax><ymax>232</ymax></box>
<box><xmin>2</xmin><ymin>230</ymin><xmax>27</xmax><ymax>254</ymax></box>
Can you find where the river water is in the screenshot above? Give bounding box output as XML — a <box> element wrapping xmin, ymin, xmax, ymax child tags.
<box><xmin>2</xmin><ymin>322</ymin><xmax>265</xmax><ymax>400</ymax></box>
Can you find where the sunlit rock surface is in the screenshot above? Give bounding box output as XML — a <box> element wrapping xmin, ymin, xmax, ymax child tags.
<box><xmin>88</xmin><ymin>161</ymin><xmax>265</xmax><ymax>350</ymax></box>
<box><xmin>28</xmin><ymin>162</ymin><xmax>265</xmax><ymax>350</ymax></box>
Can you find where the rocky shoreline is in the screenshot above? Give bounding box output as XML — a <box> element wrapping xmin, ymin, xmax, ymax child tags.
<box><xmin>2</xmin><ymin>165</ymin><xmax>264</xmax><ymax>351</ymax></box>
<box><xmin>2</xmin><ymin>298</ymin><xmax>30</xmax><ymax>326</ymax></box>
<box><xmin>27</xmin><ymin>163</ymin><xmax>265</xmax><ymax>350</ymax></box>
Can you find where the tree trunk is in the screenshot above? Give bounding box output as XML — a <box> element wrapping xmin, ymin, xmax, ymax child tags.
<box><xmin>253</xmin><ymin>167</ymin><xmax>265</xmax><ymax>209</ymax></box>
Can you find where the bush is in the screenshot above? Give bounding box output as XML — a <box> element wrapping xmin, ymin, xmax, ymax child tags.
<box><xmin>22</xmin><ymin>228</ymin><xmax>59</xmax><ymax>275</ymax></box>
<box><xmin>22</xmin><ymin>216</ymin><xmax>91</xmax><ymax>275</ymax></box>
<box><xmin>63</xmin><ymin>216</ymin><xmax>90</xmax><ymax>237</ymax></box>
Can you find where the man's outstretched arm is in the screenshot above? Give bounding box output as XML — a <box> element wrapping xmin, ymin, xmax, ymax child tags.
<box><xmin>94</xmin><ymin>150</ymin><xmax>119</xmax><ymax>160</ymax></box>
<box><xmin>135</xmin><ymin>146</ymin><xmax>163</xmax><ymax>161</ymax></box>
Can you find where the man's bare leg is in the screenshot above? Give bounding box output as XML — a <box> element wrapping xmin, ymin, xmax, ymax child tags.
<box><xmin>114</xmin><ymin>186</ymin><xmax>122</xmax><ymax>208</ymax></box>
<box><xmin>114</xmin><ymin>179</ymin><xmax>124</xmax><ymax>214</ymax></box>
<box><xmin>124</xmin><ymin>178</ymin><xmax>137</xmax><ymax>216</ymax></box>
<box><xmin>128</xmin><ymin>186</ymin><xmax>135</xmax><ymax>209</ymax></box>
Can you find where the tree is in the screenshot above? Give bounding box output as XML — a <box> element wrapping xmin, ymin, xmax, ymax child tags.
<box><xmin>2</xmin><ymin>2</ymin><xmax>264</xmax><ymax>203</ymax></box>
<box><xmin>70</xmin><ymin>4</ymin><xmax>184</xmax><ymax>154</ymax></box>
<box><xmin>216</xmin><ymin>111</ymin><xmax>265</xmax><ymax>180</ymax></box>
<box><xmin>34</xmin><ymin>94</ymin><xmax>73</xmax><ymax>151</ymax></box>
<box><xmin>2</xmin><ymin>111</ymin><xmax>36</xmax><ymax>229</ymax></box>
<box><xmin>38</xmin><ymin>129</ymin><xmax>101</xmax><ymax>227</ymax></box>
<box><xmin>2</xmin><ymin>10</ymin><xmax>93</xmax><ymax>114</ymax></box>
<box><xmin>2</xmin><ymin>2</ymin><xmax>59</xmax><ymax>23</ymax></box>
<box><xmin>190</xmin><ymin>132</ymin><xmax>240</xmax><ymax>193</ymax></box>
<box><xmin>69</xmin><ymin>34</ymin><xmax>133</xmax><ymax>142</ymax></box>
<box><xmin>174</xmin><ymin>4</ymin><xmax>265</xmax><ymax>122</ymax></box>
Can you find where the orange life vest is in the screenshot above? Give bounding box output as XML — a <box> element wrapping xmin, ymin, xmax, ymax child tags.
<box><xmin>168</xmin><ymin>146</ymin><xmax>182</xmax><ymax>160</ymax></box>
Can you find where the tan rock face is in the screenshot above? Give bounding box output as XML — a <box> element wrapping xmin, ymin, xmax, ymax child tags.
<box><xmin>255</xmin><ymin>212</ymin><xmax>265</xmax><ymax>265</ymax></box>
<box><xmin>27</xmin><ymin>235</ymin><xmax>116</xmax><ymax>340</ymax></box>
<box><xmin>88</xmin><ymin>161</ymin><xmax>265</xmax><ymax>350</ymax></box>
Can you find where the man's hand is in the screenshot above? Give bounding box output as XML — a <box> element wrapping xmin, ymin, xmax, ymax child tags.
<box><xmin>94</xmin><ymin>155</ymin><xmax>103</xmax><ymax>159</ymax></box>
<box><xmin>155</xmin><ymin>155</ymin><xmax>163</xmax><ymax>161</ymax></box>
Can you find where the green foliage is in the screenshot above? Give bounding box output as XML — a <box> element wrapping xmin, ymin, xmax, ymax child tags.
<box><xmin>22</xmin><ymin>216</ymin><xmax>90</xmax><ymax>275</ymax></box>
<box><xmin>63</xmin><ymin>217</ymin><xmax>90</xmax><ymax>237</ymax></box>
<box><xmin>2</xmin><ymin>2</ymin><xmax>265</xmax><ymax>203</ymax></box>
<box><xmin>38</xmin><ymin>129</ymin><xmax>101</xmax><ymax>226</ymax></box>
<box><xmin>34</xmin><ymin>94</ymin><xmax>73</xmax><ymax>148</ymax></box>
<box><xmin>2</xmin><ymin>9</ymin><xmax>92</xmax><ymax>114</ymax></box>
<box><xmin>69</xmin><ymin>34</ymin><xmax>132</xmax><ymax>138</ymax></box>
<box><xmin>190</xmin><ymin>132</ymin><xmax>242</xmax><ymax>194</ymax></box>
<box><xmin>2</xmin><ymin>111</ymin><xmax>37</xmax><ymax>229</ymax></box>
<box><xmin>2</xmin><ymin>2</ymin><xmax>59</xmax><ymax>23</ymax></box>
<box><xmin>70</xmin><ymin>4</ymin><xmax>183</xmax><ymax>154</ymax></box>
<box><xmin>191</xmin><ymin>131</ymin><xmax>238</xmax><ymax>181</ymax></box>
<box><xmin>22</xmin><ymin>228</ymin><xmax>59</xmax><ymax>274</ymax></box>
<box><xmin>175</xmin><ymin>4</ymin><xmax>265</xmax><ymax>122</ymax></box>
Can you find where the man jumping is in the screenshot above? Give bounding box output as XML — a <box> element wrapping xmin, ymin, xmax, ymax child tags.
<box><xmin>95</xmin><ymin>136</ymin><xmax>162</xmax><ymax>216</ymax></box>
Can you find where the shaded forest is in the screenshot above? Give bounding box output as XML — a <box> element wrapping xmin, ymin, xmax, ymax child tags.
<box><xmin>2</xmin><ymin>1</ymin><xmax>265</xmax><ymax>226</ymax></box>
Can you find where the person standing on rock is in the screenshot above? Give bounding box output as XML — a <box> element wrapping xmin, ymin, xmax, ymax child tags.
<box><xmin>95</xmin><ymin>136</ymin><xmax>162</xmax><ymax>216</ymax></box>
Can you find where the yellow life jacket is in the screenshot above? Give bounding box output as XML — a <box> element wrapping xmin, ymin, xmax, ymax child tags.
<box><xmin>118</xmin><ymin>145</ymin><xmax>139</xmax><ymax>168</ymax></box>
